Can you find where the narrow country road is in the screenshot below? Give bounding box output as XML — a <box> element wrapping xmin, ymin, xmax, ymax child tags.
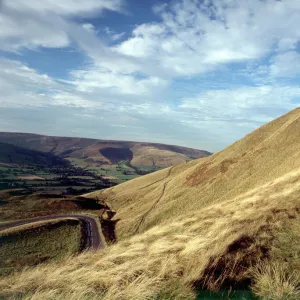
<box><xmin>0</xmin><ymin>215</ymin><xmax>104</xmax><ymax>250</ymax></box>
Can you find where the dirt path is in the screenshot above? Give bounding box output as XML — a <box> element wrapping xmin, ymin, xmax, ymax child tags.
<box><xmin>141</xmin><ymin>166</ymin><xmax>174</xmax><ymax>190</ymax></box>
<box><xmin>0</xmin><ymin>215</ymin><xmax>104</xmax><ymax>250</ymax></box>
<box><xmin>134</xmin><ymin>167</ymin><xmax>174</xmax><ymax>234</ymax></box>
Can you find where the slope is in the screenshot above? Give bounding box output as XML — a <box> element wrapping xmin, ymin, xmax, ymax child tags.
<box><xmin>0</xmin><ymin>142</ymin><xmax>67</xmax><ymax>166</ymax></box>
<box><xmin>85</xmin><ymin>107</ymin><xmax>300</xmax><ymax>239</ymax></box>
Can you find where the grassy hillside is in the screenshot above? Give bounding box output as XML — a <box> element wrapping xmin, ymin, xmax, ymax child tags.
<box><xmin>86</xmin><ymin>107</ymin><xmax>300</xmax><ymax>240</ymax></box>
<box><xmin>0</xmin><ymin>219</ymin><xmax>82</xmax><ymax>276</ymax></box>
<box><xmin>1</xmin><ymin>108</ymin><xmax>300</xmax><ymax>299</ymax></box>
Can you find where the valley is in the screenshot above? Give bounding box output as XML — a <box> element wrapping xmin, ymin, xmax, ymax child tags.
<box><xmin>0</xmin><ymin>133</ymin><xmax>210</xmax><ymax>195</ymax></box>
<box><xmin>0</xmin><ymin>135</ymin><xmax>210</xmax><ymax>282</ymax></box>
<box><xmin>1</xmin><ymin>108</ymin><xmax>300</xmax><ymax>299</ymax></box>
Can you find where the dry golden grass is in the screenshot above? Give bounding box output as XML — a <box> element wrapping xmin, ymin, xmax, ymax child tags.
<box><xmin>130</xmin><ymin>146</ymin><xmax>190</xmax><ymax>167</ymax></box>
<box><xmin>251</xmin><ymin>209</ymin><xmax>300</xmax><ymax>299</ymax></box>
<box><xmin>86</xmin><ymin>108</ymin><xmax>300</xmax><ymax>240</ymax></box>
<box><xmin>251</xmin><ymin>262</ymin><xmax>300</xmax><ymax>300</ymax></box>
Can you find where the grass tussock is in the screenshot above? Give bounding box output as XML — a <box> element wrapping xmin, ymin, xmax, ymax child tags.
<box><xmin>251</xmin><ymin>262</ymin><xmax>300</xmax><ymax>300</ymax></box>
<box><xmin>251</xmin><ymin>213</ymin><xmax>300</xmax><ymax>299</ymax></box>
<box><xmin>1</xmin><ymin>166</ymin><xmax>300</xmax><ymax>299</ymax></box>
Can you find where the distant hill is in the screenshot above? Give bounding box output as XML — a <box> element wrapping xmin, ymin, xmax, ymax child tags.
<box><xmin>0</xmin><ymin>132</ymin><xmax>211</xmax><ymax>168</ymax></box>
<box><xmin>0</xmin><ymin>142</ymin><xmax>67</xmax><ymax>166</ymax></box>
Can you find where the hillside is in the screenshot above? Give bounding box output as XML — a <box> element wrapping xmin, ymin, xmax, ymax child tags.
<box><xmin>0</xmin><ymin>142</ymin><xmax>67</xmax><ymax>166</ymax></box>
<box><xmin>1</xmin><ymin>108</ymin><xmax>300</xmax><ymax>299</ymax></box>
<box><xmin>86</xmin><ymin>107</ymin><xmax>300</xmax><ymax>239</ymax></box>
<box><xmin>0</xmin><ymin>132</ymin><xmax>211</xmax><ymax>167</ymax></box>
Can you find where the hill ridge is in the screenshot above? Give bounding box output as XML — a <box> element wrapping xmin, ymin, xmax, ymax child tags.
<box><xmin>0</xmin><ymin>132</ymin><xmax>211</xmax><ymax>168</ymax></box>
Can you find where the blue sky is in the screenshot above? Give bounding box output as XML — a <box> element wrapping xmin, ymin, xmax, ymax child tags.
<box><xmin>1</xmin><ymin>0</ymin><xmax>300</xmax><ymax>152</ymax></box>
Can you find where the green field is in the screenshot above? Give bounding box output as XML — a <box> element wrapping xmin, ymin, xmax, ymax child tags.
<box><xmin>0</xmin><ymin>162</ymin><xmax>113</xmax><ymax>195</ymax></box>
<box><xmin>84</xmin><ymin>160</ymin><xmax>163</xmax><ymax>184</ymax></box>
<box><xmin>0</xmin><ymin>159</ymin><xmax>161</xmax><ymax>194</ymax></box>
<box><xmin>0</xmin><ymin>219</ymin><xmax>82</xmax><ymax>276</ymax></box>
<box><xmin>0</xmin><ymin>142</ymin><xmax>167</xmax><ymax>194</ymax></box>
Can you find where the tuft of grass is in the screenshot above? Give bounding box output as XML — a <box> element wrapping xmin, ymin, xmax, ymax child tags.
<box><xmin>251</xmin><ymin>214</ymin><xmax>300</xmax><ymax>299</ymax></box>
<box><xmin>251</xmin><ymin>262</ymin><xmax>300</xmax><ymax>300</ymax></box>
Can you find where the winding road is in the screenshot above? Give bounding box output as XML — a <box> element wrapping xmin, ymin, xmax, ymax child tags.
<box><xmin>0</xmin><ymin>215</ymin><xmax>104</xmax><ymax>250</ymax></box>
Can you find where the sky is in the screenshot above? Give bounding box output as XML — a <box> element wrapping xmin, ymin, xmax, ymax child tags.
<box><xmin>0</xmin><ymin>0</ymin><xmax>300</xmax><ymax>152</ymax></box>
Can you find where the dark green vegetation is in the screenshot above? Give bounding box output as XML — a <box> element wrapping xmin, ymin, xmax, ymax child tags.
<box><xmin>99</xmin><ymin>147</ymin><xmax>133</xmax><ymax>164</ymax></box>
<box><xmin>0</xmin><ymin>162</ymin><xmax>113</xmax><ymax>195</ymax></box>
<box><xmin>0</xmin><ymin>140</ymin><xmax>190</xmax><ymax>194</ymax></box>
<box><xmin>0</xmin><ymin>219</ymin><xmax>82</xmax><ymax>276</ymax></box>
<box><xmin>0</xmin><ymin>141</ymin><xmax>116</xmax><ymax>195</ymax></box>
<box><xmin>1</xmin><ymin>109</ymin><xmax>300</xmax><ymax>299</ymax></box>
<box><xmin>0</xmin><ymin>142</ymin><xmax>66</xmax><ymax>165</ymax></box>
<box><xmin>0</xmin><ymin>134</ymin><xmax>210</xmax><ymax>298</ymax></box>
<box><xmin>196</xmin><ymin>290</ymin><xmax>257</xmax><ymax>299</ymax></box>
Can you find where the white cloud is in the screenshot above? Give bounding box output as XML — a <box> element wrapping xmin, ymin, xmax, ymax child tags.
<box><xmin>1</xmin><ymin>56</ymin><xmax>299</xmax><ymax>152</ymax></box>
<box><xmin>180</xmin><ymin>85</ymin><xmax>300</xmax><ymax>123</ymax></box>
<box><xmin>103</xmin><ymin>27</ymin><xmax>125</xmax><ymax>41</ymax></box>
<box><xmin>52</xmin><ymin>92</ymin><xmax>103</xmax><ymax>108</ymax></box>
<box><xmin>116</xmin><ymin>24</ymin><xmax>165</xmax><ymax>58</ymax></box>
<box><xmin>69</xmin><ymin>66</ymin><xmax>168</xmax><ymax>95</ymax></box>
<box><xmin>116</xmin><ymin>0</ymin><xmax>300</xmax><ymax>76</ymax></box>
<box><xmin>0</xmin><ymin>0</ymin><xmax>124</xmax><ymax>51</ymax></box>
<box><xmin>4</xmin><ymin>0</ymin><xmax>124</xmax><ymax>17</ymax></box>
<box><xmin>0</xmin><ymin>59</ymin><xmax>61</xmax><ymax>107</ymax></box>
<box><xmin>82</xmin><ymin>23</ymin><xmax>97</xmax><ymax>34</ymax></box>
<box><xmin>270</xmin><ymin>51</ymin><xmax>300</xmax><ymax>78</ymax></box>
<box><xmin>0</xmin><ymin>13</ymin><xmax>70</xmax><ymax>51</ymax></box>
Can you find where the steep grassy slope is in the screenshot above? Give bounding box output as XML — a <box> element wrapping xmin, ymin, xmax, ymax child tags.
<box><xmin>1</xmin><ymin>108</ymin><xmax>300</xmax><ymax>299</ymax></box>
<box><xmin>86</xmin><ymin>107</ymin><xmax>300</xmax><ymax>240</ymax></box>
<box><xmin>0</xmin><ymin>132</ymin><xmax>211</xmax><ymax>167</ymax></box>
